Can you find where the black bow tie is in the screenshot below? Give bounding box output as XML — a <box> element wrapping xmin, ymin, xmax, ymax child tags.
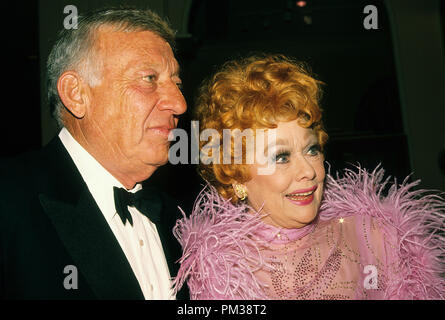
<box><xmin>113</xmin><ymin>186</ymin><xmax>162</xmax><ymax>226</ymax></box>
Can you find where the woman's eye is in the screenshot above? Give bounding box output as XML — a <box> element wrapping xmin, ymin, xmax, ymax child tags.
<box><xmin>274</xmin><ymin>151</ymin><xmax>290</xmax><ymax>164</ymax></box>
<box><xmin>143</xmin><ymin>74</ymin><xmax>157</xmax><ymax>82</ymax></box>
<box><xmin>307</xmin><ymin>144</ymin><xmax>321</xmax><ymax>156</ymax></box>
<box><xmin>176</xmin><ymin>82</ymin><xmax>184</xmax><ymax>91</ymax></box>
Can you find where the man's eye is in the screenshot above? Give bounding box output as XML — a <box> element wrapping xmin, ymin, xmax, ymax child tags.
<box><xmin>143</xmin><ymin>74</ymin><xmax>157</xmax><ymax>82</ymax></box>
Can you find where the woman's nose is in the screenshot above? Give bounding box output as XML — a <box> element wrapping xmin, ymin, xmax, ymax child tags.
<box><xmin>294</xmin><ymin>156</ymin><xmax>316</xmax><ymax>181</ymax></box>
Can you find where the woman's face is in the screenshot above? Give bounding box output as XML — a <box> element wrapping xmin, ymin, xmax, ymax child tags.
<box><xmin>244</xmin><ymin>120</ymin><xmax>325</xmax><ymax>229</ymax></box>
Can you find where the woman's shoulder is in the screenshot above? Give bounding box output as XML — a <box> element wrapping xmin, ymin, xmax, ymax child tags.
<box><xmin>319</xmin><ymin>165</ymin><xmax>445</xmax><ymax>235</ymax></box>
<box><xmin>172</xmin><ymin>185</ymin><xmax>269</xmax><ymax>299</ymax></box>
<box><xmin>319</xmin><ymin>165</ymin><xmax>445</xmax><ymax>299</ymax></box>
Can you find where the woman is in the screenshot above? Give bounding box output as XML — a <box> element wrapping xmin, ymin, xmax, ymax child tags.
<box><xmin>173</xmin><ymin>55</ymin><xmax>445</xmax><ymax>299</ymax></box>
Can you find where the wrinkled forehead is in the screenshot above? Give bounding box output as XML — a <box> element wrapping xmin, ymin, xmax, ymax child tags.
<box><xmin>262</xmin><ymin>121</ymin><xmax>318</xmax><ymax>150</ymax></box>
<box><xmin>276</xmin><ymin>120</ymin><xmax>317</xmax><ymax>139</ymax></box>
<box><xmin>93</xmin><ymin>25</ymin><xmax>178</xmax><ymax>72</ymax></box>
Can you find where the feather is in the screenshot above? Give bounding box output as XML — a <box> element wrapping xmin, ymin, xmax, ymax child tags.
<box><xmin>319</xmin><ymin>164</ymin><xmax>445</xmax><ymax>299</ymax></box>
<box><xmin>172</xmin><ymin>185</ymin><xmax>270</xmax><ymax>299</ymax></box>
<box><xmin>173</xmin><ymin>165</ymin><xmax>445</xmax><ymax>299</ymax></box>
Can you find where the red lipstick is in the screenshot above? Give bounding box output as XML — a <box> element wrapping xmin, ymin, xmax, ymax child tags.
<box><xmin>288</xmin><ymin>185</ymin><xmax>318</xmax><ymax>195</ymax></box>
<box><xmin>286</xmin><ymin>185</ymin><xmax>317</xmax><ymax>206</ymax></box>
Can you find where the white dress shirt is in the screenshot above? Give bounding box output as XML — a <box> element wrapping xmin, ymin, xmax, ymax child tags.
<box><xmin>58</xmin><ymin>128</ymin><xmax>175</xmax><ymax>300</ymax></box>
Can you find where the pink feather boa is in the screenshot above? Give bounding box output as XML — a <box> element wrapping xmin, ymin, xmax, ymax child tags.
<box><xmin>172</xmin><ymin>166</ymin><xmax>445</xmax><ymax>299</ymax></box>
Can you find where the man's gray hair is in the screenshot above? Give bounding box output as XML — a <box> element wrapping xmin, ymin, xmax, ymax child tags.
<box><xmin>47</xmin><ymin>7</ymin><xmax>176</xmax><ymax>128</ymax></box>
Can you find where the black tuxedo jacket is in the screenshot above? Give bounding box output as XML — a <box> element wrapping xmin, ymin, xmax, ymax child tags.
<box><xmin>0</xmin><ymin>137</ymin><xmax>188</xmax><ymax>299</ymax></box>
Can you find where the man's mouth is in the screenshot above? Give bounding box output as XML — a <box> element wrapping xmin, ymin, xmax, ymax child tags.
<box><xmin>147</xmin><ymin>126</ymin><xmax>175</xmax><ymax>138</ymax></box>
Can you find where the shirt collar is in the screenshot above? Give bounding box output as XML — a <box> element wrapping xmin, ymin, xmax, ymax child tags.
<box><xmin>58</xmin><ymin>127</ymin><xmax>142</xmax><ymax>222</ymax></box>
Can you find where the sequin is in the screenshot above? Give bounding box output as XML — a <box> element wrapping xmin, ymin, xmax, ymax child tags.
<box><xmin>254</xmin><ymin>215</ymin><xmax>391</xmax><ymax>299</ymax></box>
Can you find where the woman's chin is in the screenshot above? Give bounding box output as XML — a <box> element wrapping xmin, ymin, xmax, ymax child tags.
<box><xmin>288</xmin><ymin>201</ymin><xmax>319</xmax><ymax>222</ymax></box>
<box><xmin>300</xmin><ymin>212</ymin><xmax>319</xmax><ymax>225</ymax></box>
<box><xmin>287</xmin><ymin>207</ymin><xmax>319</xmax><ymax>228</ymax></box>
<box><xmin>262</xmin><ymin>210</ymin><xmax>318</xmax><ymax>229</ymax></box>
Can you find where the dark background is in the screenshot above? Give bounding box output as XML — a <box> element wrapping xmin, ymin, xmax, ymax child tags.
<box><xmin>1</xmin><ymin>0</ymin><xmax>444</xmax><ymax>213</ymax></box>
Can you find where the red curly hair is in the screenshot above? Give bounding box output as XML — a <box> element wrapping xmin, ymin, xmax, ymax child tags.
<box><xmin>195</xmin><ymin>54</ymin><xmax>328</xmax><ymax>203</ymax></box>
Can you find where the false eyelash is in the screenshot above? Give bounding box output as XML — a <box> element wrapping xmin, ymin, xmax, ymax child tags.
<box><xmin>273</xmin><ymin>149</ymin><xmax>291</xmax><ymax>162</ymax></box>
<box><xmin>308</xmin><ymin>144</ymin><xmax>322</xmax><ymax>155</ymax></box>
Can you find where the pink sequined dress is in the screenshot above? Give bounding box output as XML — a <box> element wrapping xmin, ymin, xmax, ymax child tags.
<box><xmin>173</xmin><ymin>167</ymin><xmax>445</xmax><ymax>299</ymax></box>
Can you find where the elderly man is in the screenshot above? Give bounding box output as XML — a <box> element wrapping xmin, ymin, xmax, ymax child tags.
<box><xmin>0</xmin><ymin>8</ymin><xmax>187</xmax><ymax>299</ymax></box>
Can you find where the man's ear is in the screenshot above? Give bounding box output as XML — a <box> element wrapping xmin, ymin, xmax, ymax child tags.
<box><xmin>57</xmin><ymin>71</ymin><xmax>89</xmax><ymax>119</ymax></box>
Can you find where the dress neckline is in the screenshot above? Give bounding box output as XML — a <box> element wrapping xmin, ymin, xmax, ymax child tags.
<box><xmin>254</xmin><ymin>216</ymin><xmax>319</xmax><ymax>244</ymax></box>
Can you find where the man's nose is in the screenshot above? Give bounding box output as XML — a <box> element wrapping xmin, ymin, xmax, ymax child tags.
<box><xmin>157</xmin><ymin>81</ymin><xmax>187</xmax><ymax>115</ymax></box>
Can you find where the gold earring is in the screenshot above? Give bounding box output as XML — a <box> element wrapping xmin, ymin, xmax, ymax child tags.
<box><xmin>233</xmin><ymin>184</ymin><xmax>247</xmax><ymax>201</ymax></box>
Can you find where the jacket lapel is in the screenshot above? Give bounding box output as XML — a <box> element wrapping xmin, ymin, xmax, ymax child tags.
<box><xmin>157</xmin><ymin>211</ymin><xmax>178</xmax><ymax>279</ymax></box>
<box><xmin>138</xmin><ymin>185</ymin><xmax>178</xmax><ymax>278</ymax></box>
<box><xmin>39</xmin><ymin>187</ymin><xmax>145</xmax><ymax>300</ymax></box>
<box><xmin>38</xmin><ymin>137</ymin><xmax>145</xmax><ymax>300</ymax></box>
<box><xmin>149</xmin><ymin>189</ymin><xmax>189</xmax><ymax>299</ymax></box>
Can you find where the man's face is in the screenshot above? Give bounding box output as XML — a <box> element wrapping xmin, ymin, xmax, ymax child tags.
<box><xmin>81</xmin><ymin>27</ymin><xmax>186</xmax><ymax>176</ymax></box>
